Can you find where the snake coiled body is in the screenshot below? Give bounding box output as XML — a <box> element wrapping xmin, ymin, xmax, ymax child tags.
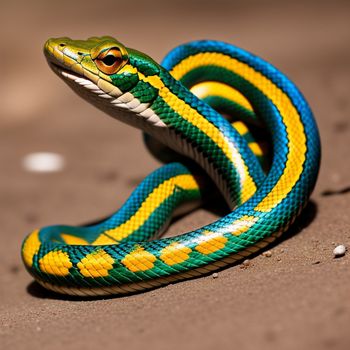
<box><xmin>21</xmin><ymin>37</ymin><xmax>320</xmax><ymax>296</ymax></box>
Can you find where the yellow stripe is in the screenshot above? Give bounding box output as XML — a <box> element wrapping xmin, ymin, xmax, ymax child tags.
<box><xmin>195</xmin><ymin>231</ymin><xmax>228</xmax><ymax>255</ymax></box>
<box><xmin>160</xmin><ymin>242</ymin><xmax>192</xmax><ymax>265</ymax></box>
<box><xmin>22</xmin><ymin>229</ymin><xmax>41</xmax><ymax>267</ymax></box>
<box><xmin>92</xmin><ymin>234</ymin><xmax>118</xmax><ymax>245</ymax></box>
<box><xmin>39</xmin><ymin>250</ymin><xmax>72</xmax><ymax>276</ymax></box>
<box><xmin>137</xmin><ymin>72</ymin><xmax>257</xmax><ymax>204</ymax></box>
<box><xmin>228</xmin><ymin>215</ymin><xmax>258</xmax><ymax>235</ymax></box>
<box><xmin>194</xmin><ymin>215</ymin><xmax>258</xmax><ymax>253</ymax></box>
<box><xmin>119</xmin><ymin>64</ymin><xmax>138</xmax><ymax>75</ymax></box>
<box><xmin>77</xmin><ymin>249</ymin><xmax>114</xmax><ymax>278</ymax></box>
<box><xmin>121</xmin><ymin>246</ymin><xmax>157</xmax><ymax>272</ymax></box>
<box><xmin>93</xmin><ymin>174</ymin><xmax>199</xmax><ymax>244</ymax></box>
<box><xmin>248</xmin><ymin>142</ymin><xmax>263</xmax><ymax>157</ymax></box>
<box><xmin>190</xmin><ymin>81</ymin><xmax>253</xmax><ymax>111</ymax></box>
<box><xmin>61</xmin><ymin>233</ymin><xmax>89</xmax><ymax>245</ymax></box>
<box><xmin>232</xmin><ymin>121</ymin><xmax>249</xmax><ymax>135</ymax></box>
<box><xmin>171</xmin><ymin>52</ymin><xmax>306</xmax><ymax>212</ymax></box>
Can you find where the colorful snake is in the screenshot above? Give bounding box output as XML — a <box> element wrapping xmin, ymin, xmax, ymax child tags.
<box><xmin>21</xmin><ymin>37</ymin><xmax>321</xmax><ymax>296</ymax></box>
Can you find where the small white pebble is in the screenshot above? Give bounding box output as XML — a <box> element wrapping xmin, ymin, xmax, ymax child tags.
<box><xmin>212</xmin><ymin>272</ymin><xmax>219</xmax><ymax>279</ymax></box>
<box><xmin>333</xmin><ymin>244</ymin><xmax>346</xmax><ymax>257</ymax></box>
<box><xmin>22</xmin><ymin>152</ymin><xmax>65</xmax><ymax>173</ymax></box>
<box><xmin>243</xmin><ymin>259</ymin><xmax>250</xmax><ymax>266</ymax></box>
<box><xmin>262</xmin><ymin>250</ymin><xmax>272</xmax><ymax>258</ymax></box>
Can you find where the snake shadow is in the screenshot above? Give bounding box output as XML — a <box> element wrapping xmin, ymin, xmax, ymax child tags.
<box><xmin>26</xmin><ymin>200</ymin><xmax>318</xmax><ymax>301</ymax></box>
<box><xmin>321</xmin><ymin>186</ymin><xmax>350</xmax><ymax>197</ymax></box>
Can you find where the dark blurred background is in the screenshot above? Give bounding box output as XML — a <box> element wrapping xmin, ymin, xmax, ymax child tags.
<box><xmin>1</xmin><ymin>1</ymin><xmax>350</xmax><ymax>349</ymax></box>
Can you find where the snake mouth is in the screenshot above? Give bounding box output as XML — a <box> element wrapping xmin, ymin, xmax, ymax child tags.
<box><xmin>46</xmin><ymin>57</ymin><xmax>168</xmax><ymax>131</ymax></box>
<box><xmin>46</xmin><ymin>57</ymin><xmax>95</xmax><ymax>87</ymax></box>
<box><xmin>47</xmin><ymin>60</ymin><xmax>79</xmax><ymax>80</ymax></box>
<box><xmin>46</xmin><ymin>58</ymin><xmax>125</xmax><ymax>104</ymax></box>
<box><xmin>45</xmin><ymin>55</ymin><xmax>71</xmax><ymax>73</ymax></box>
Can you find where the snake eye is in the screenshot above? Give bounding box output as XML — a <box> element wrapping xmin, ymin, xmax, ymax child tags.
<box><xmin>95</xmin><ymin>48</ymin><xmax>125</xmax><ymax>75</ymax></box>
<box><xmin>102</xmin><ymin>54</ymin><xmax>118</xmax><ymax>66</ymax></box>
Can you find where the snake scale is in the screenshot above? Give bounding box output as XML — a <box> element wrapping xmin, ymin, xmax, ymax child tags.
<box><xmin>21</xmin><ymin>37</ymin><xmax>321</xmax><ymax>296</ymax></box>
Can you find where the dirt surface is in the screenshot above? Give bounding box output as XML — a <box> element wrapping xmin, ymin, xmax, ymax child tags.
<box><xmin>1</xmin><ymin>1</ymin><xmax>350</xmax><ymax>349</ymax></box>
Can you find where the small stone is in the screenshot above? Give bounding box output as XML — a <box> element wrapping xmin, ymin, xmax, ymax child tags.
<box><xmin>240</xmin><ymin>259</ymin><xmax>250</xmax><ymax>269</ymax></box>
<box><xmin>22</xmin><ymin>152</ymin><xmax>65</xmax><ymax>173</ymax></box>
<box><xmin>212</xmin><ymin>272</ymin><xmax>219</xmax><ymax>279</ymax></box>
<box><xmin>333</xmin><ymin>245</ymin><xmax>346</xmax><ymax>258</ymax></box>
<box><xmin>262</xmin><ymin>250</ymin><xmax>272</xmax><ymax>258</ymax></box>
<box><xmin>36</xmin><ymin>326</ymin><xmax>41</xmax><ymax>332</ymax></box>
<box><xmin>243</xmin><ymin>259</ymin><xmax>250</xmax><ymax>267</ymax></box>
<box><xmin>280</xmin><ymin>248</ymin><xmax>285</xmax><ymax>254</ymax></box>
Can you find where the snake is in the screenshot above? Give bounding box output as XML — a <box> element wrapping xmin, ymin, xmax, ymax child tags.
<box><xmin>21</xmin><ymin>36</ymin><xmax>321</xmax><ymax>296</ymax></box>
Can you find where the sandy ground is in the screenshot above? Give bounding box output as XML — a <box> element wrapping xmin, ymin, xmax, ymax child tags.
<box><xmin>1</xmin><ymin>0</ymin><xmax>350</xmax><ymax>349</ymax></box>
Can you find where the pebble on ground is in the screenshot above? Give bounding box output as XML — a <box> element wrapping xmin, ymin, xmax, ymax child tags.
<box><xmin>22</xmin><ymin>152</ymin><xmax>65</xmax><ymax>173</ymax></box>
<box><xmin>262</xmin><ymin>250</ymin><xmax>272</xmax><ymax>257</ymax></box>
<box><xmin>333</xmin><ymin>244</ymin><xmax>346</xmax><ymax>258</ymax></box>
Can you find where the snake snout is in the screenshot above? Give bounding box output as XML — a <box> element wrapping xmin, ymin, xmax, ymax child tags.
<box><xmin>44</xmin><ymin>37</ymin><xmax>71</xmax><ymax>53</ymax></box>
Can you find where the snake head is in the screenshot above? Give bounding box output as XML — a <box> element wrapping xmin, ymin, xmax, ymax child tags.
<box><xmin>44</xmin><ymin>36</ymin><xmax>166</xmax><ymax>130</ymax></box>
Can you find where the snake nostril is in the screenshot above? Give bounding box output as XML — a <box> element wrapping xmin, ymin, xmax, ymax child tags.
<box><xmin>77</xmin><ymin>52</ymin><xmax>83</xmax><ymax>56</ymax></box>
